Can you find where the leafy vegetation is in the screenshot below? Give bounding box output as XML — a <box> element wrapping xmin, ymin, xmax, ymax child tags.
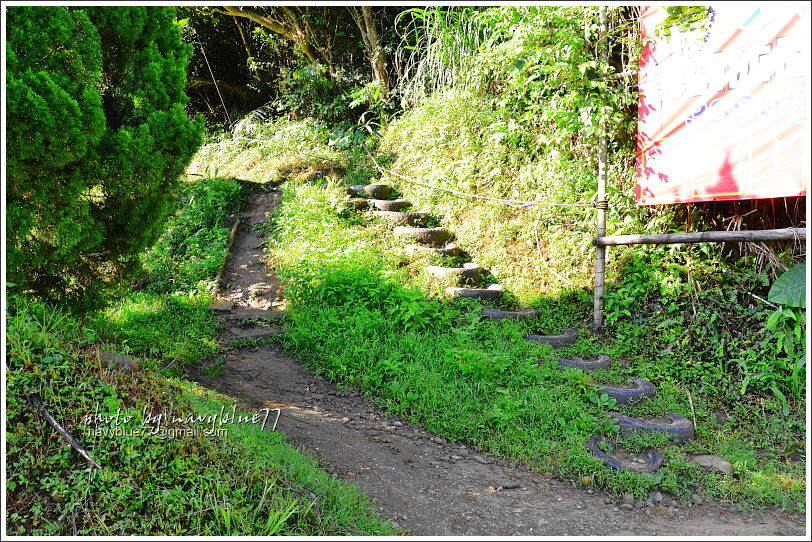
<box><xmin>5</xmin><ymin>300</ymin><xmax>395</xmax><ymax>535</ymax></box>
<box><xmin>258</xmin><ymin>179</ymin><xmax>804</xmax><ymax>510</ymax></box>
<box><xmin>7</xmin><ymin>6</ymin><xmax>204</xmax><ymax>311</ymax></box>
<box><xmin>5</xmin><ymin>174</ymin><xmax>395</xmax><ymax>535</ymax></box>
<box><xmin>5</xmin><ymin>3</ymin><xmax>805</xmax><ymax>534</ymax></box>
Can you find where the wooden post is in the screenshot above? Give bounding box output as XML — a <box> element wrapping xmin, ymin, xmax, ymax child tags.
<box><xmin>593</xmin><ymin>6</ymin><xmax>609</xmax><ymax>332</ymax></box>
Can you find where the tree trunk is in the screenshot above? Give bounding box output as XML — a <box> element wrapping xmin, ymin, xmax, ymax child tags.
<box><xmin>350</xmin><ymin>7</ymin><xmax>391</xmax><ymax>95</ymax></box>
<box><xmin>219</xmin><ymin>6</ymin><xmax>319</xmax><ymax>63</ymax></box>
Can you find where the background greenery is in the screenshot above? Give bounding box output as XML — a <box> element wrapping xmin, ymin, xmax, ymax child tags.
<box><xmin>5</xmin><ymin>4</ymin><xmax>806</xmax><ymax>534</ymax></box>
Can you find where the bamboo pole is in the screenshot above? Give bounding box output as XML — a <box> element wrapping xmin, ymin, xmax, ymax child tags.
<box><xmin>593</xmin><ymin>6</ymin><xmax>609</xmax><ymax>332</ymax></box>
<box><xmin>594</xmin><ymin>227</ymin><xmax>806</xmax><ymax>246</ymax></box>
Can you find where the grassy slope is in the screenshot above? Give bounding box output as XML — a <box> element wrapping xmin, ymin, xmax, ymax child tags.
<box><xmin>5</xmin><ymin>176</ymin><xmax>396</xmax><ymax>536</ymax></box>
<box><xmin>266</xmin><ymin>181</ymin><xmax>805</xmax><ymax>511</ymax></box>
<box><xmin>183</xmin><ymin>112</ymin><xmax>804</xmax><ymax>511</ymax></box>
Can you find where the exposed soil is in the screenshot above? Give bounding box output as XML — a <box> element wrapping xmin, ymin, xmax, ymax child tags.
<box><xmin>187</xmin><ymin>186</ymin><xmax>806</xmax><ymax>536</ymax></box>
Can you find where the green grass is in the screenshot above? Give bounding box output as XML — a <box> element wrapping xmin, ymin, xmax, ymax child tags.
<box><xmin>5</xmin><ymin>173</ymin><xmax>396</xmax><ymax>535</ymax></box>
<box><xmin>5</xmin><ymin>300</ymin><xmax>396</xmax><ymax>535</ymax></box>
<box><xmin>264</xmin><ymin>179</ymin><xmax>806</xmax><ymax>512</ymax></box>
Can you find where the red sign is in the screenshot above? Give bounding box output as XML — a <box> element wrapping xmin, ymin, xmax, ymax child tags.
<box><xmin>636</xmin><ymin>4</ymin><xmax>809</xmax><ymax>205</ymax></box>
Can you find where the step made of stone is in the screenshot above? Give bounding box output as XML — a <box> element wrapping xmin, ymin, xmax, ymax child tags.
<box><xmin>394</xmin><ymin>226</ymin><xmax>451</xmax><ymax>246</ymax></box>
<box><xmin>347</xmin><ymin>184</ymin><xmax>391</xmax><ymax>199</ymax></box>
<box><xmin>370</xmin><ymin>198</ymin><xmax>410</xmax><ymax>211</ymax></box>
<box><xmin>425</xmin><ymin>263</ymin><xmax>481</xmax><ymax>283</ymax></box>
<box><xmin>373</xmin><ymin>210</ymin><xmax>430</xmax><ymax>226</ymax></box>
<box><xmin>405</xmin><ymin>243</ymin><xmax>460</xmax><ymax>256</ymax></box>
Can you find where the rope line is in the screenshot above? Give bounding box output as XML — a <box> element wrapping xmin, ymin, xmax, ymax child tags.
<box><xmin>361</xmin><ymin>144</ymin><xmax>596</xmax><ymax>209</ymax></box>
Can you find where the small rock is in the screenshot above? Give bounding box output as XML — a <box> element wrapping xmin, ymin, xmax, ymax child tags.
<box><xmin>502</xmin><ymin>483</ymin><xmax>520</xmax><ymax>490</ymax></box>
<box><xmin>450</xmin><ymin>455</ymin><xmax>463</xmax><ymax>460</ymax></box>
<box><xmin>622</xmin><ymin>493</ymin><xmax>635</xmax><ymax>506</ymax></box>
<box><xmin>50</xmin><ymin>493</ymin><xmax>65</xmax><ymax>503</ymax></box>
<box><xmin>98</xmin><ymin>352</ymin><xmax>140</xmax><ymax>372</ymax></box>
<box><xmin>472</xmin><ymin>455</ymin><xmax>491</xmax><ymax>465</ymax></box>
<box><xmin>339</xmin><ymin>417</ymin><xmax>350</xmax><ymax>423</ymax></box>
<box><xmin>209</xmin><ymin>300</ymin><xmax>234</xmax><ymax>312</ymax></box>
<box><xmin>620</xmin><ymin>504</ymin><xmax>634</xmax><ymax>511</ymax></box>
<box><xmin>690</xmin><ymin>454</ymin><xmax>734</xmax><ymax>476</ymax></box>
<box><xmin>612</xmin><ymin>507</ymin><xmax>619</xmax><ymax>512</ymax></box>
<box><xmin>393</xmin><ymin>421</ymin><xmax>403</xmax><ymax>427</ymax></box>
<box><xmin>652</xmin><ymin>491</ymin><xmax>663</xmax><ymax>504</ymax></box>
<box><xmin>691</xmin><ymin>493</ymin><xmax>703</xmax><ymax>505</ymax></box>
<box><xmin>427</xmin><ymin>489</ymin><xmax>439</xmax><ymax>495</ymax></box>
<box><xmin>604</xmin><ymin>497</ymin><xmax>613</xmax><ymax>505</ymax></box>
<box><xmin>385</xmin><ymin>425</ymin><xmax>396</xmax><ymax>431</ymax></box>
<box><xmin>430</xmin><ymin>436</ymin><xmax>446</xmax><ymax>444</ymax></box>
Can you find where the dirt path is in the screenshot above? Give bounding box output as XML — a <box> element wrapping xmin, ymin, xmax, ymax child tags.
<box><xmin>189</xmin><ymin>186</ymin><xmax>806</xmax><ymax>537</ymax></box>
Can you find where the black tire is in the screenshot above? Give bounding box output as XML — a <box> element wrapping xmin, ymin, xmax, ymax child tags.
<box><xmin>524</xmin><ymin>327</ymin><xmax>579</xmax><ymax>348</ymax></box>
<box><xmin>598</xmin><ymin>378</ymin><xmax>657</xmax><ymax>404</ymax></box>
<box><xmin>481</xmin><ymin>307</ymin><xmax>539</xmax><ymax>320</ymax></box>
<box><xmin>556</xmin><ymin>353</ymin><xmax>611</xmax><ymax>369</ymax></box>
<box><xmin>610</xmin><ymin>411</ymin><xmax>695</xmax><ymax>442</ymax></box>
<box><xmin>445</xmin><ymin>284</ymin><xmax>504</xmax><ymax>301</ymax></box>
<box><xmin>394</xmin><ymin>226</ymin><xmax>451</xmax><ymax>246</ymax></box>
<box><xmin>370</xmin><ymin>198</ymin><xmax>410</xmax><ymax>211</ymax></box>
<box><xmin>586</xmin><ymin>436</ymin><xmax>664</xmax><ymax>473</ymax></box>
<box><xmin>373</xmin><ymin>211</ymin><xmax>430</xmax><ymax>226</ymax></box>
<box><xmin>348</xmin><ymin>184</ymin><xmax>392</xmax><ymax>199</ymax></box>
<box><xmin>426</xmin><ymin>263</ymin><xmax>481</xmax><ymax>284</ymax></box>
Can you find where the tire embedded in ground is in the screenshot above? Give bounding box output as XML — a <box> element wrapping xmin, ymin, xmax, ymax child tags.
<box><xmin>347</xmin><ymin>197</ymin><xmax>371</xmax><ymax>210</ymax></box>
<box><xmin>586</xmin><ymin>436</ymin><xmax>664</xmax><ymax>473</ymax></box>
<box><xmin>373</xmin><ymin>210</ymin><xmax>430</xmax><ymax>226</ymax></box>
<box><xmin>598</xmin><ymin>377</ymin><xmax>657</xmax><ymax>404</ymax></box>
<box><xmin>523</xmin><ymin>327</ymin><xmax>579</xmax><ymax>348</ymax></box>
<box><xmin>347</xmin><ymin>184</ymin><xmax>392</xmax><ymax>199</ymax></box>
<box><xmin>394</xmin><ymin>226</ymin><xmax>451</xmax><ymax>246</ymax></box>
<box><xmin>609</xmin><ymin>411</ymin><xmax>695</xmax><ymax>442</ymax></box>
<box><xmin>406</xmin><ymin>243</ymin><xmax>460</xmax><ymax>256</ymax></box>
<box><xmin>555</xmin><ymin>354</ymin><xmax>611</xmax><ymax>369</ymax></box>
<box><xmin>426</xmin><ymin>263</ymin><xmax>481</xmax><ymax>284</ymax></box>
<box><xmin>370</xmin><ymin>198</ymin><xmax>410</xmax><ymax>211</ymax></box>
<box><xmin>445</xmin><ymin>283</ymin><xmax>504</xmax><ymax>301</ymax></box>
<box><xmin>481</xmin><ymin>307</ymin><xmax>539</xmax><ymax>320</ymax></box>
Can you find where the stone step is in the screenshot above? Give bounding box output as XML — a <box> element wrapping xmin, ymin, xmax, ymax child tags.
<box><xmin>373</xmin><ymin>210</ymin><xmax>430</xmax><ymax>227</ymax></box>
<box><xmin>370</xmin><ymin>198</ymin><xmax>410</xmax><ymax>211</ymax></box>
<box><xmin>347</xmin><ymin>197</ymin><xmax>371</xmax><ymax>210</ymax></box>
<box><xmin>425</xmin><ymin>263</ymin><xmax>481</xmax><ymax>284</ymax></box>
<box><xmin>347</xmin><ymin>184</ymin><xmax>391</xmax><ymax>199</ymax></box>
<box><xmin>394</xmin><ymin>226</ymin><xmax>451</xmax><ymax>246</ymax></box>
<box><xmin>445</xmin><ymin>283</ymin><xmax>504</xmax><ymax>301</ymax></box>
<box><xmin>406</xmin><ymin>243</ymin><xmax>460</xmax><ymax>256</ymax></box>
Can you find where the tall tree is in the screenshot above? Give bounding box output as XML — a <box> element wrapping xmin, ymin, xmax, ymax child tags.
<box><xmin>349</xmin><ymin>6</ymin><xmax>391</xmax><ymax>94</ymax></box>
<box><xmin>216</xmin><ymin>6</ymin><xmax>320</xmax><ymax>63</ymax></box>
<box><xmin>7</xmin><ymin>6</ymin><xmax>204</xmax><ymax>310</ymax></box>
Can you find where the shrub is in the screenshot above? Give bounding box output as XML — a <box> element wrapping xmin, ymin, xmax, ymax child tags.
<box><xmin>7</xmin><ymin>6</ymin><xmax>204</xmax><ymax>311</ymax></box>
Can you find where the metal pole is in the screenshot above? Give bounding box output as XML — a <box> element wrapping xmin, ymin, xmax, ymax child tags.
<box><xmin>593</xmin><ymin>6</ymin><xmax>609</xmax><ymax>332</ymax></box>
<box><xmin>594</xmin><ymin>227</ymin><xmax>807</xmax><ymax>246</ymax></box>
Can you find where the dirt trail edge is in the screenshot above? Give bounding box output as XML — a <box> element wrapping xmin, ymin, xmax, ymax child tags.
<box><xmin>188</xmin><ymin>187</ymin><xmax>805</xmax><ymax>537</ymax></box>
